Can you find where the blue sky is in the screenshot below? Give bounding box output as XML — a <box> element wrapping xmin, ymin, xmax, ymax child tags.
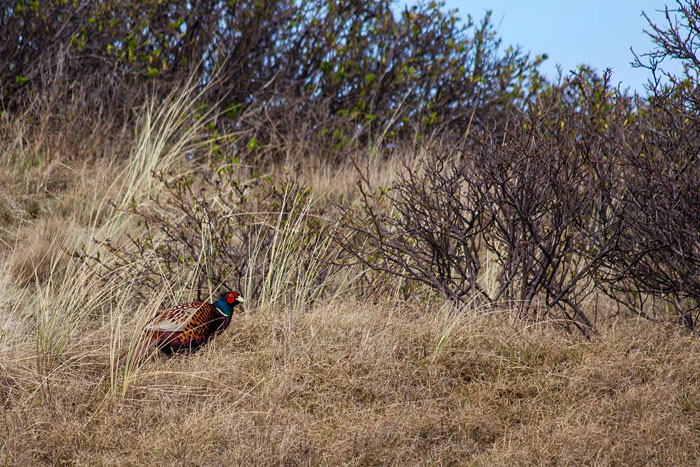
<box><xmin>437</xmin><ymin>1</ymin><xmax>678</xmax><ymax>94</ymax></box>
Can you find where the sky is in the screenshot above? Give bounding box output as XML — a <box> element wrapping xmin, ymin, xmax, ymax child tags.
<box><xmin>437</xmin><ymin>1</ymin><xmax>680</xmax><ymax>94</ymax></box>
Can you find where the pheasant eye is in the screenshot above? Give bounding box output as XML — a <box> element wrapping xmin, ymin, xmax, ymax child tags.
<box><xmin>226</xmin><ymin>293</ymin><xmax>236</xmax><ymax>304</ymax></box>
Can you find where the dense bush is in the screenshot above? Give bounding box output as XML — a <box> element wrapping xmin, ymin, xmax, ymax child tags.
<box><xmin>596</xmin><ymin>0</ymin><xmax>700</xmax><ymax>328</ymax></box>
<box><xmin>600</xmin><ymin>85</ymin><xmax>700</xmax><ymax>327</ymax></box>
<box><xmin>334</xmin><ymin>1</ymin><xmax>700</xmax><ymax>334</ymax></box>
<box><xmin>334</xmin><ymin>69</ymin><xmax>631</xmax><ymax>335</ymax></box>
<box><xmin>1</xmin><ymin>0</ymin><xmax>543</xmax><ymax>158</ymax></box>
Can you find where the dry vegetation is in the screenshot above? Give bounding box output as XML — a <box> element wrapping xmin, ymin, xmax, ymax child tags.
<box><xmin>4</xmin><ymin>1</ymin><xmax>700</xmax><ymax>463</ymax></box>
<box><xmin>5</xmin><ymin>299</ymin><xmax>700</xmax><ymax>465</ymax></box>
<box><xmin>2</xmin><ymin>86</ymin><xmax>700</xmax><ymax>466</ymax></box>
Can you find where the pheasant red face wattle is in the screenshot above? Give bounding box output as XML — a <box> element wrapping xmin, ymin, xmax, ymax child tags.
<box><xmin>226</xmin><ymin>292</ymin><xmax>238</xmax><ymax>304</ymax></box>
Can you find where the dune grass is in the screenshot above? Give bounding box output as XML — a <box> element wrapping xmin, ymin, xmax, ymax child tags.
<box><xmin>3</xmin><ymin>298</ymin><xmax>700</xmax><ymax>465</ymax></box>
<box><xmin>2</xmin><ymin>88</ymin><xmax>700</xmax><ymax>465</ymax></box>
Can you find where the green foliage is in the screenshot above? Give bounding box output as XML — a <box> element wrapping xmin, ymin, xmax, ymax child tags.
<box><xmin>1</xmin><ymin>0</ymin><xmax>542</xmax><ymax>158</ymax></box>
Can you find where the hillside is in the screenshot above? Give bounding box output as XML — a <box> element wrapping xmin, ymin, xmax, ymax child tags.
<box><xmin>2</xmin><ymin>90</ymin><xmax>700</xmax><ymax>464</ymax></box>
<box><xmin>4</xmin><ymin>0</ymin><xmax>700</xmax><ymax>463</ymax></box>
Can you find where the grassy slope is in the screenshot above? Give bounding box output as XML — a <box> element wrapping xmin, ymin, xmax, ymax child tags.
<box><xmin>2</xmin><ymin>94</ymin><xmax>700</xmax><ymax>465</ymax></box>
<box><xmin>3</xmin><ymin>302</ymin><xmax>700</xmax><ymax>465</ymax></box>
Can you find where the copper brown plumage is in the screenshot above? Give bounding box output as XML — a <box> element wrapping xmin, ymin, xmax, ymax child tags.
<box><xmin>117</xmin><ymin>291</ymin><xmax>244</xmax><ymax>368</ymax></box>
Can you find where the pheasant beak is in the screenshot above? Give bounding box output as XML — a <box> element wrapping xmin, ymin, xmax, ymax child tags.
<box><xmin>235</xmin><ymin>297</ymin><xmax>245</xmax><ymax>304</ymax></box>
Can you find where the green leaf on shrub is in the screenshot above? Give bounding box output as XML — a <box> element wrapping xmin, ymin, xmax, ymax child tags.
<box><xmin>224</xmin><ymin>103</ymin><xmax>242</xmax><ymax>119</ymax></box>
<box><xmin>15</xmin><ymin>75</ymin><xmax>28</xmax><ymax>85</ymax></box>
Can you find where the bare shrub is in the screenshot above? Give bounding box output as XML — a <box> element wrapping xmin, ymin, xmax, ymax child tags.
<box><xmin>634</xmin><ymin>0</ymin><xmax>700</xmax><ymax>91</ymax></box>
<box><xmin>590</xmin><ymin>1</ymin><xmax>700</xmax><ymax>329</ymax></box>
<box><xmin>595</xmin><ymin>86</ymin><xmax>700</xmax><ymax>327</ymax></box>
<box><xmin>334</xmin><ymin>153</ymin><xmax>492</xmax><ymax>306</ymax></box>
<box><xmin>80</xmin><ymin>162</ymin><xmax>340</xmax><ymax>310</ymax></box>
<box><xmin>335</xmin><ymin>70</ymin><xmax>632</xmax><ymax>335</ymax></box>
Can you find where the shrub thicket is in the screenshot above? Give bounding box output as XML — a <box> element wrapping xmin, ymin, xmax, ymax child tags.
<box><xmin>598</xmin><ymin>0</ymin><xmax>700</xmax><ymax>328</ymax></box>
<box><xmin>2</xmin><ymin>0</ymin><xmax>543</xmax><ymax>159</ymax></box>
<box><xmin>334</xmin><ymin>69</ymin><xmax>632</xmax><ymax>335</ymax></box>
<box><xmin>10</xmin><ymin>0</ymin><xmax>700</xmax><ymax>334</ymax></box>
<box><xmin>81</xmin><ymin>164</ymin><xmax>340</xmax><ymax>310</ymax></box>
<box><xmin>334</xmin><ymin>1</ymin><xmax>700</xmax><ymax>334</ymax></box>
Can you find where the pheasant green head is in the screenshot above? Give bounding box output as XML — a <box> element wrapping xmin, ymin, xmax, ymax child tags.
<box><xmin>213</xmin><ymin>291</ymin><xmax>244</xmax><ymax>318</ymax></box>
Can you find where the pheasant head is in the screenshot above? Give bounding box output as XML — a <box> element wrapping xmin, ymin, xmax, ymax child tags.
<box><xmin>213</xmin><ymin>291</ymin><xmax>245</xmax><ymax>318</ymax></box>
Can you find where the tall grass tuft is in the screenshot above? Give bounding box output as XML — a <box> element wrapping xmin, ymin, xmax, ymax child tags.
<box><xmin>0</xmin><ymin>82</ymin><xmax>229</xmax><ymax>402</ymax></box>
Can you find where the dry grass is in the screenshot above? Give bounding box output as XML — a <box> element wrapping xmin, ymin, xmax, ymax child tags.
<box><xmin>3</xmin><ymin>301</ymin><xmax>700</xmax><ymax>465</ymax></box>
<box><xmin>2</xmin><ymin>89</ymin><xmax>700</xmax><ymax>465</ymax></box>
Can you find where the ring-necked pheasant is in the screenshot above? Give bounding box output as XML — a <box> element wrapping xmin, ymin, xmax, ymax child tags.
<box><xmin>117</xmin><ymin>291</ymin><xmax>244</xmax><ymax>369</ymax></box>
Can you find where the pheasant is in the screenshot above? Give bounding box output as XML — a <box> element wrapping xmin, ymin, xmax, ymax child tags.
<box><xmin>117</xmin><ymin>291</ymin><xmax>244</xmax><ymax>369</ymax></box>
